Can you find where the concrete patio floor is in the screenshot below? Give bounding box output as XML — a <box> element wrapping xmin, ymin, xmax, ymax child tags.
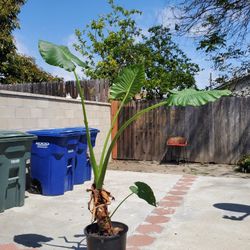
<box><xmin>0</xmin><ymin>170</ymin><xmax>249</xmax><ymax>250</ymax></box>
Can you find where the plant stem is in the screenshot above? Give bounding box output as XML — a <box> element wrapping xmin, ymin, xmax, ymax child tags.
<box><xmin>73</xmin><ymin>70</ymin><xmax>98</xmax><ymax>182</ymax></box>
<box><xmin>110</xmin><ymin>192</ymin><xmax>134</xmax><ymax>219</ymax></box>
<box><xmin>97</xmin><ymin>100</ymin><xmax>168</xmax><ymax>187</ymax></box>
<box><xmin>97</xmin><ymin>74</ymin><xmax>137</xmax><ymax>186</ymax></box>
<box><xmin>98</xmin><ymin>100</ymin><xmax>122</xmax><ymax>170</ymax></box>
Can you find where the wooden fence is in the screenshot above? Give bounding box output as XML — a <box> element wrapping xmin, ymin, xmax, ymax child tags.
<box><xmin>115</xmin><ymin>97</ymin><xmax>250</xmax><ymax>164</ymax></box>
<box><xmin>0</xmin><ymin>80</ymin><xmax>109</xmax><ymax>102</ymax></box>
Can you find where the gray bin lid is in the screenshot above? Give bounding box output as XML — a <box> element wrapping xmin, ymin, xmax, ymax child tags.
<box><xmin>0</xmin><ymin>130</ymin><xmax>37</xmax><ymax>143</ymax></box>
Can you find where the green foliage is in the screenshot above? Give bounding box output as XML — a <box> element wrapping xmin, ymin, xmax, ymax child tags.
<box><xmin>0</xmin><ymin>0</ymin><xmax>25</xmax><ymax>83</ymax></box>
<box><xmin>74</xmin><ymin>0</ymin><xmax>142</xmax><ymax>81</ymax></box>
<box><xmin>0</xmin><ymin>0</ymin><xmax>25</xmax><ymax>62</ymax></box>
<box><xmin>130</xmin><ymin>182</ymin><xmax>157</xmax><ymax>207</ymax></box>
<box><xmin>98</xmin><ymin>64</ymin><xmax>146</xmax><ymax>186</ymax></box>
<box><xmin>39</xmin><ymin>40</ymin><xmax>231</xmax><ymax>198</ymax></box>
<box><xmin>74</xmin><ymin>1</ymin><xmax>199</xmax><ymax>98</ymax></box>
<box><xmin>197</xmin><ymin>33</ymin><xmax>226</xmax><ymax>53</ymax></box>
<box><xmin>212</xmin><ymin>45</ymin><xmax>250</xmax><ymax>85</ymax></box>
<box><xmin>38</xmin><ymin>40</ymin><xmax>99</xmax><ymax>181</ymax></box>
<box><xmin>109</xmin><ymin>64</ymin><xmax>145</xmax><ymax>103</ymax></box>
<box><xmin>38</xmin><ymin>40</ymin><xmax>85</xmax><ymax>72</ymax></box>
<box><xmin>139</xmin><ymin>25</ymin><xmax>199</xmax><ymax>98</ymax></box>
<box><xmin>177</xmin><ymin>0</ymin><xmax>250</xmax><ymax>84</ymax></box>
<box><xmin>166</xmin><ymin>88</ymin><xmax>231</xmax><ymax>106</ymax></box>
<box><xmin>237</xmin><ymin>155</ymin><xmax>250</xmax><ymax>173</ymax></box>
<box><xmin>2</xmin><ymin>54</ymin><xmax>62</xmax><ymax>84</ymax></box>
<box><xmin>39</xmin><ymin>39</ymin><xmax>232</xmax><ymax>217</ymax></box>
<box><xmin>0</xmin><ymin>0</ymin><xmax>59</xmax><ymax>84</ymax></box>
<box><xmin>178</xmin><ymin>0</ymin><xmax>249</xmax><ymax>51</ymax></box>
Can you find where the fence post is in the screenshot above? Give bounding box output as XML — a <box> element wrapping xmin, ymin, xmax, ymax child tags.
<box><xmin>111</xmin><ymin>100</ymin><xmax>119</xmax><ymax>159</ymax></box>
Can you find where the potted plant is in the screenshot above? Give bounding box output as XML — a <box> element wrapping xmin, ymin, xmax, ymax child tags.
<box><xmin>38</xmin><ymin>40</ymin><xmax>231</xmax><ymax>250</ymax></box>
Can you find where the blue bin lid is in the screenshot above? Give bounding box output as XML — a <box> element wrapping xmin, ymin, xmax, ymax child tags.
<box><xmin>64</xmin><ymin>127</ymin><xmax>100</xmax><ymax>134</ymax></box>
<box><xmin>28</xmin><ymin>128</ymin><xmax>80</xmax><ymax>137</ymax></box>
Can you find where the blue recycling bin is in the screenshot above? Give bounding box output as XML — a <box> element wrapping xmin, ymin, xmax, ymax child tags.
<box><xmin>65</xmin><ymin>127</ymin><xmax>99</xmax><ymax>185</ymax></box>
<box><xmin>28</xmin><ymin>128</ymin><xmax>80</xmax><ymax>196</ymax></box>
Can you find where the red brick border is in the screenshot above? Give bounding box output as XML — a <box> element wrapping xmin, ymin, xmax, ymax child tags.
<box><xmin>126</xmin><ymin>175</ymin><xmax>197</xmax><ymax>249</ymax></box>
<box><xmin>0</xmin><ymin>244</ymin><xmax>34</xmax><ymax>250</ymax></box>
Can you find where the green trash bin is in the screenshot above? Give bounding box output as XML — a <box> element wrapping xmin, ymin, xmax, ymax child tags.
<box><xmin>0</xmin><ymin>131</ymin><xmax>36</xmax><ymax>213</ymax></box>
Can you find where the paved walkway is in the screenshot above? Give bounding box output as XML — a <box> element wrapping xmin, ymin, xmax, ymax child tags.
<box><xmin>0</xmin><ymin>170</ymin><xmax>249</xmax><ymax>250</ymax></box>
<box><xmin>127</xmin><ymin>175</ymin><xmax>197</xmax><ymax>250</ymax></box>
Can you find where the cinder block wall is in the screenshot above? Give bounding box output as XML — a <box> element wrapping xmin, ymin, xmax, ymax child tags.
<box><xmin>0</xmin><ymin>90</ymin><xmax>111</xmax><ymax>162</ymax></box>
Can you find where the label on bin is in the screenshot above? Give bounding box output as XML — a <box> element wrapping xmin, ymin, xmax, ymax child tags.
<box><xmin>11</xmin><ymin>159</ymin><xmax>20</xmax><ymax>164</ymax></box>
<box><xmin>68</xmin><ymin>149</ymin><xmax>74</xmax><ymax>153</ymax></box>
<box><xmin>36</xmin><ymin>142</ymin><xmax>50</xmax><ymax>148</ymax></box>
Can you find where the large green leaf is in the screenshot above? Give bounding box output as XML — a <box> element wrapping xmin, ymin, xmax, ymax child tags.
<box><xmin>109</xmin><ymin>65</ymin><xmax>145</xmax><ymax>104</ymax></box>
<box><xmin>129</xmin><ymin>181</ymin><xmax>157</xmax><ymax>207</ymax></box>
<box><xmin>38</xmin><ymin>40</ymin><xmax>85</xmax><ymax>72</ymax></box>
<box><xmin>166</xmin><ymin>88</ymin><xmax>231</xmax><ymax>107</ymax></box>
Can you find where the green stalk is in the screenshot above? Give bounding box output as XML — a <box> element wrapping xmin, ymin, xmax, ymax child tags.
<box><xmin>109</xmin><ymin>192</ymin><xmax>134</xmax><ymax>219</ymax></box>
<box><xmin>96</xmin><ymin>100</ymin><xmax>168</xmax><ymax>188</ymax></box>
<box><xmin>99</xmin><ymin>98</ymin><xmax>124</xmax><ymax>168</ymax></box>
<box><xmin>74</xmin><ymin>70</ymin><xmax>98</xmax><ymax>181</ymax></box>
<box><xmin>98</xmin><ymin>75</ymin><xmax>138</xmax><ymax>181</ymax></box>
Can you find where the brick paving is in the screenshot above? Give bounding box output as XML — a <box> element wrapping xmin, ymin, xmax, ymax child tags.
<box><xmin>151</xmin><ymin>207</ymin><xmax>175</xmax><ymax>216</ymax></box>
<box><xmin>0</xmin><ymin>174</ymin><xmax>197</xmax><ymax>250</ymax></box>
<box><xmin>127</xmin><ymin>235</ymin><xmax>155</xmax><ymax>247</ymax></box>
<box><xmin>136</xmin><ymin>224</ymin><xmax>164</xmax><ymax>234</ymax></box>
<box><xmin>126</xmin><ymin>175</ymin><xmax>197</xmax><ymax>250</ymax></box>
<box><xmin>0</xmin><ymin>244</ymin><xmax>34</xmax><ymax>250</ymax></box>
<box><xmin>168</xmin><ymin>190</ymin><xmax>188</xmax><ymax>195</ymax></box>
<box><xmin>145</xmin><ymin>215</ymin><xmax>171</xmax><ymax>224</ymax></box>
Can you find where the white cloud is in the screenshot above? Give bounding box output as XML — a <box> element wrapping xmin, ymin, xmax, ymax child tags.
<box><xmin>157</xmin><ymin>6</ymin><xmax>181</xmax><ymax>32</ymax></box>
<box><xmin>66</xmin><ymin>33</ymin><xmax>77</xmax><ymax>48</ymax></box>
<box><xmin>157</xmin><ymin>6</ymin><xmax>208</xmax><ymax>37</ymax></box>
<box><xmin>64</xmin><ymin>33</ymin><xmax>84</xmax><ymax>58</ymax></box>
<box><xmin>14</xmin><ymin>36</ymin><xmax>30</xmax><ymax>55</ymax></box>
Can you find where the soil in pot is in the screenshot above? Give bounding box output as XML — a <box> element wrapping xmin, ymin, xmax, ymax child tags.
<box><xmin>84</xmin><ymin>221</ymin><xmax>128</xmax><ymax>250</ymax></box>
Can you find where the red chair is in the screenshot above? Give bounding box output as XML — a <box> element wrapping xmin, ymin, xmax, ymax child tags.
<box><xmin>167</xmin><ymin>136</ymin><xmax>188</xmax><ymax>164</ymax></box>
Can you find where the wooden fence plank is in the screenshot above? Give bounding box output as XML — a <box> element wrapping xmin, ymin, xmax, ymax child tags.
<box><xmin>116</xmin><ymin>97</ymin><xmax>250</xmax><ymax>164</ymax></box>
<box><xmin>239</xmin><ymin>97</ymin><xmax>250</xmax><ymax>157</ymax></box>
<box><xmin>0</xmin><ymin>80</ymin><xmax>109</xmax><ymax>102</ymax></box>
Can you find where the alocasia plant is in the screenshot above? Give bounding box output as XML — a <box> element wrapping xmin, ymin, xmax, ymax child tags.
<box><xmin>39</xmin><ymin>40</ymin><xmax>231</xmax><ymax>236</ymax></box>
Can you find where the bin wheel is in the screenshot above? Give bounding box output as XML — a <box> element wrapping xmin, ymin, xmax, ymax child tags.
<box><xmin>29</xmin><ymin>179</ymin><xmax>42</xmax><ymax>194</ymax></box>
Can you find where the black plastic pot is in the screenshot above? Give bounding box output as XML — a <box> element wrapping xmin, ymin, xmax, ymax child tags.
<box><xmin>84</xmin><ymin>221</ymin><xmax>128</xmax><ymax>250</ymax></box>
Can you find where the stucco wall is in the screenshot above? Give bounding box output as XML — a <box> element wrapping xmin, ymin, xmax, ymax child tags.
<box><xmin>0</xmin><ymin>90</ymin><xmax>111</xmax><ymax>162</ymax></box>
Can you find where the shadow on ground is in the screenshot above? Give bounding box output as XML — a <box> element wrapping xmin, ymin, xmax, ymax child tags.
<box><xmin>213</xmin><ymin>203</ymin><xmax>250</xmax><ymax>221</ymax></box>
<box><xmin>13</xmin><ymin>233</ymin><xmax>86</xmax><ymax>249</ymax></box>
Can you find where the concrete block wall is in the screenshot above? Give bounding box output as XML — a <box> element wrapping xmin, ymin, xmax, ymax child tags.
<box><xmin>0</xmin><ymin>90</ymin><xmax>111</xmax><ymax>162</ymax></box>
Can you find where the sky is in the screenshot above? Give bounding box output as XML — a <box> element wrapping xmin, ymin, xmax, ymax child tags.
<box><xmin>14</xmin><ymin>0</ymin><xmax>218</xmax><ymax>89</ymax></box>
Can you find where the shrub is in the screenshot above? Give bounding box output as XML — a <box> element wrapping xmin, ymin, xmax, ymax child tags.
<box><xmin>237</xmin><ymin>155</ymin><xmax>250</xmax><ymax>173</ymax></box>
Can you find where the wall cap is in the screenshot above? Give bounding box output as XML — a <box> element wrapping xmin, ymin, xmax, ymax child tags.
<box><xmin>0</xmin><ymin>90</ymin><xmax>111</xmax><ymax>107</ymax></box>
